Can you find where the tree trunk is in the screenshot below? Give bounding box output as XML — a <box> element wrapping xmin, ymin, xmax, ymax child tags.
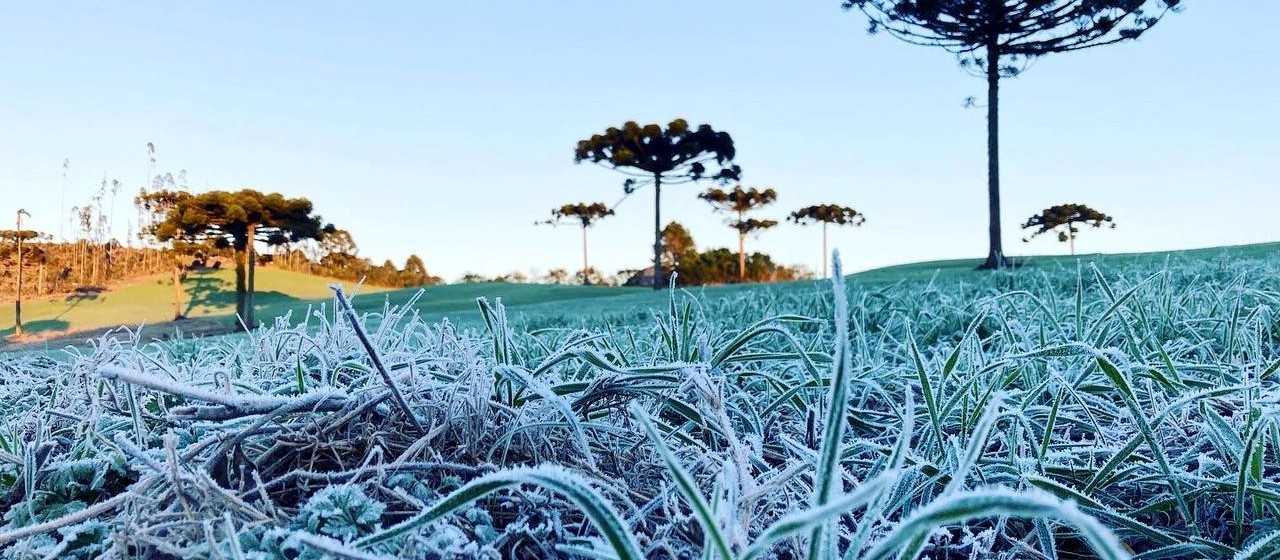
<box><xmin>822</xmin><ymin>221</ymin><xmax>829</xmax><ymax>278</ymax></box>
<box><xmin>246</xmin><ymin>223</ymin><xmax>257</xmax><ymax>328</ymax></box>
<box><xmin>172</xmin><ymin>264</ymin><xmax>184</xmax><ymax>320</ymax></box>
<box><xmin>234</xmin><ymin>245</ymin><xmax>247</xmax><ymax>326</ymax></box>
<box><xmin>737</xmin><ymin>210</ymin><xmax>746</xmax><ymax>282</ymax></box>
<box><xmin>652</xmin><ymin>175</ymin><xmax>663</xmax><ymax>290</ymax></box>
<box><xmin>981</xmin><ymin>38</ymin><xmax>1006</xmax><ymax>270</ymax></box>
<box><xmin>1069</xmin><ymin>232</ymin><xmax>1076</xmax><ymax>256</ymax></box>
<box><xmin>14</xmin><ymin>225</ymin><xmax>24</xmax><ymax>337</ymax></box>
<box><xmin>582</xmin><ymin>225</ymin><xmax>590</xmax><ymax>286</ymax></box>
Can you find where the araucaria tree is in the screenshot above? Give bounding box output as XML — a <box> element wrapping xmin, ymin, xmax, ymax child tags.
<box><xmin>147</xmin><ymin>189</ymin><xmax>328</xmax><ymax>328</ymax></box>
<box><xmin>789</xmin><ymin>204</ymin><xmax>866</xmax><ymax>278</ymax></box>
<box><xmin>545</xmin><ymin>202</ymin><xmax>614</xmax><ymax>285</ymax></box>
<box><xmin>575</xmin><ymin>119</ymin><xmax>741</xmax><ymax>289</ymax></box>
<box><xmin>1022</xmin><ymin>203</ymin><xmax>1114</xmax><ymax>255</ymax></box>
<box><xmin>699</xmin><ymin>186</ymin><xmax>779</xmax><ymax>282</ymax></box>
<box><xmin>842</xmin><ymin>0</ymin><xmax>1180</xmax><ymax>269</ymax></box>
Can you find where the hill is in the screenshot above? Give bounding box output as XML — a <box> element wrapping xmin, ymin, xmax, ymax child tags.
<box><xmin>0</xmin><ymin>267</ymin><xmax>396</xmax><ymax>338</ymax></box>
<box><xmin>5</xmin><ymin>241</ymin><xmax>1279</xmax><ymax>350</ymax></box>
<box><xmin>0</xmin><ymin>266</ymin><xmax>640</xmax><ymax>348</ymax></box>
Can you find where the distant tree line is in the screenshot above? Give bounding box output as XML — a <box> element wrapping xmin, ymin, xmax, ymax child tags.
<box><xmin>0</xmin><ymin>240</ymin><xmax>171</xmax><ymax>303</ymax></box>
<box><xmin>272</xmin><ymin>231</ymin><xmax>442</xmax><ymax>290</ymax></box>
<box><xmin>658</xmin><ymin>222</ymin><xmax>810</xmax><ymax>286</ymax></box>
<box><xmin>1</xmin><ymin>186</ymin><xmax>443</xmax><ymax>329</ymax></box>
<box><xmin>566</xmin><ymin>119</ymin><xmax>867</xmax><ymax>286</ymax></box>
<box><xmin>565</xmin><ymin>114</ymin><xmax>1135</xmax><ymax>282</ymax></box>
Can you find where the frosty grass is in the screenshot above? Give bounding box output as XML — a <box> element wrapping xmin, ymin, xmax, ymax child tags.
<box><xmin>1</xmin><ymin>251</ymin><xmax>1278</xmax><ymax>559</ymax></box>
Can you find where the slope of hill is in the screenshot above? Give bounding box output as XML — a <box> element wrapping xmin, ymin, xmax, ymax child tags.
<box><xmin>0</xmin><ymin>267</ymin><xmax>639</xmax><ymax>348</ymax></box>
<box><xmin>0</xmin><ymin>267</ymin><xmax>397</xmax><ymax>338</ymax></box>
<box><xmin>5</xmin><ymin>241</ymin><xmax>1278</xmax><ymax>350</ymax></box>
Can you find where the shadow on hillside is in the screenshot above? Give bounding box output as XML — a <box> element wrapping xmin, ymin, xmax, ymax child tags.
<box><xmin>183</xmin><ymin>272</ymin><xmax>236</xmax><ymax>315</ymax></box>
<box><xmin>1</xmin><ymin>318</ymin><xmax>71</xmax><ymax>338</ymax></box>
<box><xmin>181</xmin><ymin>276</ymin><xmax>308</xmax><ymax>323</ymax></box>
<box><xmin>51</xmin><ymin>288</ymin><xmax>103</xmax><ymax>320</ymax></box>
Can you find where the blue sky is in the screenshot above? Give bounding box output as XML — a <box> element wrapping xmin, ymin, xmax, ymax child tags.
<box><xmin>1</xmin><ymin>2</ymin><xmax>1275</xmax><ymax>281</ymax></box>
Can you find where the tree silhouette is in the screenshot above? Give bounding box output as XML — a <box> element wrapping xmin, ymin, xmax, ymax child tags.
<box><xmin>575</xmin><ymin>119</ymin><xmax>741</xmax><ymax>289</ymax></box>
<box><xmin>699</xmin><ymin>186</ymin><xmax>779</xmax><ymax>282</ymax></box>
<box><xmin>137</xmin><ymin>188</ymin><xmax>207</xmax><ymax>320</ymax></box>
<box><xmin>319</xmin><ymin>228</ymin><xmax>358</xmax><ymax>261</ymax></box>
<box><xmin>1021</xmin><ymin>203</ymin><xmax>1115</xmax><ymax>255</ymax></box>
<box><xmin>2</xmin><ymin>209</ymin><xmax>37</xmax><ymax>336</ymax></box>
<box><xmin>145</xmin><ymin>189</ymin><xmax>328</xmax><ymax>328</ymax></box>
<box><xmin>543</xmin><ymin>202</ymin><xmax>615</xmax><ymax>285</ymax></box>
<box><xmin>789</xmin><ymin>204</ymin><xmax>865</xmax><ymax>278</ymax></box>
<box><xmin>401</xmin><ymin>254</ymin><xmax>441</xmax><ymax>286</ymax></box>
<box><xmin>841</xmin><ymin>0</ymin><xmax>1180</xmax><ymax>269</ymax></box>
<box><xmin>542</xmin><ymin>268</ymin><xmax>570</xmax><ymax>285</ymax></box>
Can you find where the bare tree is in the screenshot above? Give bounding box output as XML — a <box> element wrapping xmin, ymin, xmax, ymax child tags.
<box><xmin>3</xmin><ymin>210</ymin><xmax>36</xmax><ymax>335</ymax></box>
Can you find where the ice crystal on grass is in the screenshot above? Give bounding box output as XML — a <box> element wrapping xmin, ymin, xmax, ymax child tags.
<box><xmin>298</xmin><ymin>485</ymin><xmax>386</xmax><ymax>541</ymax></box>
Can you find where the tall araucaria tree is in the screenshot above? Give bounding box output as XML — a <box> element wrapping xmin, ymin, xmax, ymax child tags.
<box><xmin>1022</xmin><ymin>203</ymin><xmax>1114</xmax><ymax>255</ymax></box>
<box><xmin>841</xmin><ymin>0</ymin><xmax>1180</xmax><ymax>269</ymax></box>
<box><xmin>575</xmin><ymin>119</ymin><xmax>741</xmax><ymax>289</ymax></box>
<box><xmin>789</xmin><ymin>204</ymin><xmax>865</xmax><ymax>278</ymax></box>
<box><xmin>543</xmin><ymin>202</ymin><xmax>615</xmax><ymax>285</ymax></box>
<box><xmin>699</xmin><ymin>186</ymin><xmax>779</xmax><ymax>282</ymax></box>
<box><xmin>146</xmin><ymin>189</ymin><xmax>329</xmax><ymax>328</ymax></box>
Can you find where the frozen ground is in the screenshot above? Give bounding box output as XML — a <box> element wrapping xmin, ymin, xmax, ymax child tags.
<box><xmin>2</xmin><ymin>250</ymin><xmax>1279</xmax><ymax>559</ymax></box>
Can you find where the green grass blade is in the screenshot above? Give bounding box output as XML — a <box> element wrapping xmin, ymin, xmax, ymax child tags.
<box><xmin>864</xmin><ymin>488</ymin><xmax>1131</xmax><ymax>560</ymax></box>
<box><xmin>629</xmin><ymin>402</ymin><xmax>733</xmax><ymax>560</ymax></box>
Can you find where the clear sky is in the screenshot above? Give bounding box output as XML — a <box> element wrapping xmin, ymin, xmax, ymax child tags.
<box><xmin>1</xmin><ymin>2</ymin><xmax>1275</xmax><ymax>281</ymax></box>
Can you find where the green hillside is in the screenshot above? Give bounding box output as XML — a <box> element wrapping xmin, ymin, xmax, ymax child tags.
<box><xmin>5</xmin><ymin>241</ymin><xmax>1279</xmax><ymax>347</ymax></box>
<box><xmin>0</xmin><ymin>268</ymin><xmax>396</xmax><ymax>338</ymax></box>
<box><xmin>0</xmin><ymin>267</ymin><xmax>640</xmax><ymax>342</ymax></box>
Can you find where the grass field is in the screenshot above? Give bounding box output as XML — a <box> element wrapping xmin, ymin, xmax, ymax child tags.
<box><xmin>0</xmin><ymin>267</ymin><xmax>393</xmax><ymax>338</ymax></box>
<box><xmin>8</xmin><ymin>242</ymin><xmax>1280</xmax><ymax>345</ymax></box>
<box><xmin>4</xmin><ymin>243</ymin><xmax>1280</xmax><ymax>558</ymax></box>
<box><xmin>0</xmin><ymin>267</ymin><xmax>639</xmax><ymax>343</ymax></box>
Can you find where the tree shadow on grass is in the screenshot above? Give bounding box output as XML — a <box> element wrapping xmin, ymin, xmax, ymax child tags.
<box><xmin>1</xmin><ymin>318</ymin><xmax>71</xmax><ymax>338</ymax></box>
<box><xmin>184</xmin><ymin>272</ymin><xmax>234</xmax><ymax>316</ymax></box>
<box><xmin>50</xmin><ymin>288</ymin><xmax>103</xmax><ymax>321</ymax></box>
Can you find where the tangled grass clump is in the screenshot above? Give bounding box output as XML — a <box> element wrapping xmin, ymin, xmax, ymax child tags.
<box><xmin>3</xmin><ymin>249</ymin><xmax>1280</xmax><ymax>559</ymax></box>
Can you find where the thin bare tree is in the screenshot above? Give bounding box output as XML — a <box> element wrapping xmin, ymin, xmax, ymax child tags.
<box><xmin>541</xmin><ymin>202</ymin><xmax>615</xmax><ymax>285</ymax></box>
